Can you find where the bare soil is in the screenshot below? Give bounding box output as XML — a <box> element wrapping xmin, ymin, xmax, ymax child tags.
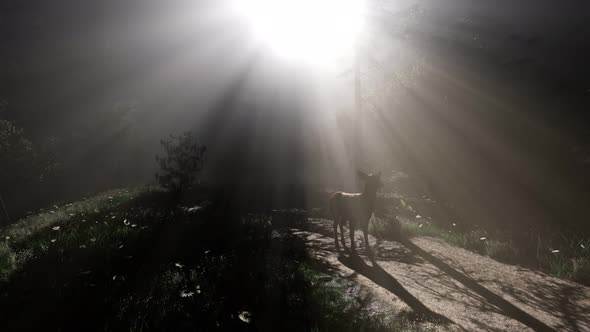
<box><xmin>294</xmin><ymin>218</ymin><xmax>590</xmax><ymax>332</ymax></box>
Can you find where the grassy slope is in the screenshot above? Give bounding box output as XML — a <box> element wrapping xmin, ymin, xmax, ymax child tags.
<box><xmin>0</xmin><ymin>187</ymin><xmax>436</xmax><ymax>332</ymax></box>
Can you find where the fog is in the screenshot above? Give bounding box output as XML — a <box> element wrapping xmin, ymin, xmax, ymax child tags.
<box><xmin>1</xmin><ymin>0</ymin><xmax>589</xmax><ymax>232</ymax></box>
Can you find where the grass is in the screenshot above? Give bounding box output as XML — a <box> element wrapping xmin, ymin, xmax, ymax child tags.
<box><xmin>1</xmin><ymin>187</ymin><xmax>144</xmax><ymax>241</ymax></box>
<box><xmin>0</xmin><ymin>187</ymin><xmax>153</xmax><ymax>279</ymax></box>
<box><xmin>536</xmin><ymin>235</ymin><xmax>590</xmax><ymax>285</ymax></box>
<box><xmin>369</xmin><ymin>208</ymin><xmax>590</xmax><ymax>286</ymax></box>
<box><xmin>0</xmin><ymin>187</ymin><xmax>439</xmax><ymax>331</ymax></box>
<box><xmin>397</xmin><ymin>217</ymin><xmax>519</xmax><ymax>262</ymax></box>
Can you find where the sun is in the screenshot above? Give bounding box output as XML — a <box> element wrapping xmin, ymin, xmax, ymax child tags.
<box><xmin>235</xmin><ymin>0</ymin><xmax>365</xmax><ymax>64</ymax></box>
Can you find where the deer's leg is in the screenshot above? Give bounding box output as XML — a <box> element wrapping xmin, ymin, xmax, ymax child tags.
<box><xmin>363</xmin><ymin>226</ymin><xmax>372</xmax><ymax>256</ymax></box>
<box><xmin>339</xmin><ymin>223</ymin><xmax>346</xmax><ymax>247</ymax></box>
<box><xmin>349</xmin><ymin>223</ymin><xmax>356</xmax><ymax>253</ymax></box>
<box><xmin>333</xmin><ymin>218</ymin><xmax>340</xmax><ymax>250</ymax></box>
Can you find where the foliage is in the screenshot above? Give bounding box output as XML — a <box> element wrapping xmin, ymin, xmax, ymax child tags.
<box><xmin>0</xmin><ymin>189</ymin><xmax>437</xmax><ymax>331</ymax></box>
<box><xmin>0</xmin><ymin>118</ymin><xmax>34</xmax><ymax>182</ymax></box>
<box><xmin>155</xmin><ymin>132</ymin><xmax>206</xmax><ymax>194</ymax></box>
<box><xmin>375</xmin><ymin>212</ymin><xmax>590</xmax><ymax>286</ymax></box>
<box><xmin>0</xmin><ymin>112</ymin><xmax>59</xmax><ymax>181</ymax></box>
<box><xmin>0</xmin><ymin>242</ymin><xmax>15</xmax><ymax>280</ymax></box>
<box><xmin>0</xmin><ymin>114</ymin><xmax>59</xmax><ymax>223</ymax></box>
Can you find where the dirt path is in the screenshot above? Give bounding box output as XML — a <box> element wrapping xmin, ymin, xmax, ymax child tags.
<box><xmin>294</xmin><ymin>218</ymin><xmax>590</xmax><ymax>332</ymax></box>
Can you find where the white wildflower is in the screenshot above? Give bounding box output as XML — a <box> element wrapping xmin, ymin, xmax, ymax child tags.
<box><xmin>238</xmin><ymin>311</ymin><xmax>252</xmax><ymax>323</ymax></box>
<box><xmin>180</xmin><ymin>290</ymin><xmax>194</xmax><ymax>298</ymax></box>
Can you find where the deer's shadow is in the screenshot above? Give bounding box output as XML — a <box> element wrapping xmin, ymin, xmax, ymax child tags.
<box><xmin>337</xmin><ymin>252</ymin><xmax>452</xmax><ymax>324</ymax></box>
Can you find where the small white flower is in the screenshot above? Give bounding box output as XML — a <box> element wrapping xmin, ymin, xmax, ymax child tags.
<box><xmin>416</xmin><ymin>215</ymin><xmax>422</xmax><ymax>219</ymax></box>
<box><xmin>50</xmin><ymin>239</ymin><xmax>57</xmax><ymax>243</ymax></box>
<box><xmin>479</xmin><ymin>236</ymin><xmax>487</xmax><ymax>241</ymax></box>
<box><xmin>418</xmin><ymin>224</ymin><xmax>423</xmax><ymax>228</ymax></box>
<box><xmin>79</xmin><ymin>245</ymin><xmax>87</xmax><ymax>249</ymax></box>
<box><xmin>5</xmin><ymin>236</ymin><xmax>10</xmax><ymax>240</ymax></box>
<box><xmin>581</xmin><ymin>244</ymin><xmax>586</xmax><ymax>249</ymax></box>
<box><xmin>180</xmin><ymin>290</ymin><xmax>194</xmax><ymax>298</ymax></box>
<box><xmin>550</xmin><ymin>249</ymin><xmax>560</xmax><ymax>254</ymax></box>
<box><xmin>123</xmin><ymin>219</ymin><xmax>130</xmax><ymax>226</ymax></box>
<box><xmin>131</xmin><ymin>224</ymin><xmax>137</xmax><ymax>228</ymax></box>
<box><xmin>175</xmin><ymin>262</ymin><xmax>184</xmax><ymax>268</ymax></box>
<box><xmin>238</xmin><ymin>311</ymin><xmax>252</xmax><ymax>323</ymax></box>
<box><xmin>52</xmin><ymin>226</ymin><xmax>60</xmax><ymax>231</ymax></box>
<box><xmin>186</xmin><ymin>206</ymin><xmax>202</xmax><ymax>213</ymax></box>
<box><xmin>90</xmin><ymin>238</ymin><xmax>96</xmax><ymax>242</ymax></box>
<box><xmin>452</xmin><ymin>223</ymin><xmax>456</xmax><ymax>227</ymax></box>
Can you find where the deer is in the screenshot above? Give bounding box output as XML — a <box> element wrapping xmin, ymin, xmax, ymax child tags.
<box><xmin>329</xmin><ymin>171</ymin><xmax>383</xmax><ymax>255</ymax></box>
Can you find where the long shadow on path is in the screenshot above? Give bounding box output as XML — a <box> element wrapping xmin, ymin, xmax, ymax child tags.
<box><xmin>400</xmin><ymin>238</ymin><xmax>556</xmax><ymax>332</ymax></box>
<box><xmin>338</xmin><ymin>253</ymin><xmax>453</xmax><ymax>325</ymax></box>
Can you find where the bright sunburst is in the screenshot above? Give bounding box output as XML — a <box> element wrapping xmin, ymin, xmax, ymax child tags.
<box><xmin>235</xmin><ymin>0</ymin><xmax>365</xmax><ymax>64</ymax></box>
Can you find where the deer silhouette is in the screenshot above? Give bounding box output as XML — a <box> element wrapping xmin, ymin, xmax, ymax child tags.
<box><xmin>330</xmin><ymin>171</ymin><xmax>383</xmax><ymax>255</ymax></box>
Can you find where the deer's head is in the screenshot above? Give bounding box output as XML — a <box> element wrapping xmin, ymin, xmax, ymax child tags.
<box><xmin>357</xmin><ymin>171</ymin><xmax>383</xmax><ymax>192</ymax></box>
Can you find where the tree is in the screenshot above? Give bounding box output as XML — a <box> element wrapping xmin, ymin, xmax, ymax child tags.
<box><xmin>0</xmin><ymin>117</ymin><xmax>33</xmax><ymax>223</ymax></box>
<box><xmin>155</xmin><ymin>132</ymin><xmax>206</xmax><ymax>195</ymax></box>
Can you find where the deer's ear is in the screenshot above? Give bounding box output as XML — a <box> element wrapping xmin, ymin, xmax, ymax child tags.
<box><xmin>357</xmin><ymin>170</ymin><xmax>368</xmax><ymax>180</ymax></box>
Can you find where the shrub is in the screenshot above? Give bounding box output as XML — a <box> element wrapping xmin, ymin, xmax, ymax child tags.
<box><xmin>369</xmin><ymin>214</ymin><xmax>402</xmax><ymax>240</ymax></box>
<box><xmin>155</xmin><ymin>132</ymin><xmax>206</xmax><ymax>194</ymax></box>
<box><xmin>0</xmin><ymin>242</ymin><xmax>16</xmax><ymax>279</ymax></box>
